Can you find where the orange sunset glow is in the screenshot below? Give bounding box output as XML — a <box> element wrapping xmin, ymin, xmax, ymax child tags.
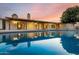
<box><xmin>1</xmin><ymin>3</ymin><xmax>79</xmax><ymax>22</ymax></box>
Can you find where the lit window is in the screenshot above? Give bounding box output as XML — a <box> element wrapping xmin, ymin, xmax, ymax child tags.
<box><xmin>17</xmin><ymin>23</ymin><xmax>22</xmax><ymax>29</ymax></box>
<box><xmin>12</xmin><ymin>21</ymin><xmax>18</xmax><ymax>24</ymax></box>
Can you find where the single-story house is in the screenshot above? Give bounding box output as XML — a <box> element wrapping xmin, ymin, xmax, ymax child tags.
<box><xmin>0</xmin><ymin>14</ymin><xmax>61</xmax><ymax>30</ymax></box>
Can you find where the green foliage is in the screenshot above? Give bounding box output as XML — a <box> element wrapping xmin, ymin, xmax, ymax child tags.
<box><xmin>61</xmin><ymin>6</ymin><xmax>79</xmax><ymax>23</ymax></box>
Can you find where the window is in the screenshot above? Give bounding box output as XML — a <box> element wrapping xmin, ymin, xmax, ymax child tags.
<box><xmin>51</xmin><ymin>25</ymin><xmax>55</xmax><ymax>28</ymax></box>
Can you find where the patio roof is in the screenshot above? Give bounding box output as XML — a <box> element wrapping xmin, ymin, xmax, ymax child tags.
<box><xmin>5</xmin><ymin>17</ymin><xmax>59</xmax><ymax>23</ymax></box>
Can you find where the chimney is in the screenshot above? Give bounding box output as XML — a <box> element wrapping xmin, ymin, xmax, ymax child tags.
<box><xmin>27</xmin><ymin>13</ymin><xmax>31</xmax><ymax>20</ymax></box>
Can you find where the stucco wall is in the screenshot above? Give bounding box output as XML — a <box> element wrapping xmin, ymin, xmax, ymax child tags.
<box><xmin>63</xmin><ymin>23</ymin><xmax>75</xmax><ymax>30</ymax></box>
<box><xmin>5</xmin><ymin>21</ymin><xmax>9</xmax><ymax>30</ymax></box>
<box><xmin>75</xmin><ymin>22</ymin><xmax>79</xmax><ymax>29</ymax></box>
<box><xmin>0</xmin><ymin>20</ymin><xmax>3</xmax><ymax>29</ymax></box>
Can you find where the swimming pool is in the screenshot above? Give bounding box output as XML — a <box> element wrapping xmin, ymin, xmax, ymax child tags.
<box><xmin>0</xmin><ymin>31</ymin><xmax>79</xmax><ymax>55</ymax></box>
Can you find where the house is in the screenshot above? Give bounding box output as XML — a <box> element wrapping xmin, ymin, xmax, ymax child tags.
<box><xmin>0</xmin><ymin>13</ymin><xmax>61</xmax><ymax>31</ymax></box>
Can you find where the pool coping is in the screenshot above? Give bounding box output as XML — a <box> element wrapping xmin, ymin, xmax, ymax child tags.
<box><xmin>0</xmin><ymin>29</ymin><xmax>77</xmax><ymax>34</ymax></box>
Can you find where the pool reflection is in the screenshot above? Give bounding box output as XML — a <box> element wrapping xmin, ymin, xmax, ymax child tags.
<box><xmin>0</xmin><ymin>31</ymin><xmax>79</xmax><ymax>55</ymax></box>
<box><xmin>0</xmin><ymin>31</ymin><xmax>61</xmax><ymax>47</ymax></box>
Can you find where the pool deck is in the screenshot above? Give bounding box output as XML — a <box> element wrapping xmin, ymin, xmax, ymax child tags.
<box><xmin>0</xmin><ymin>29</ymin><xmax>76</xmax><ymax>34</ymax></box>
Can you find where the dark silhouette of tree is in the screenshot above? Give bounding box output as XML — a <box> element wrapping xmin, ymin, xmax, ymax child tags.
<box><xmin>61</xmin><ymin>6</ymin><xmax>79</xmax><ymax>23</ymax></box>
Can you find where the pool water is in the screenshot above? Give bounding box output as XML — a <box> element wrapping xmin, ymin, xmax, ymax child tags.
<box><xmin>0</xmin><ymin>31</ymin><xmax>79</xmax><ymax>55</ymax></box>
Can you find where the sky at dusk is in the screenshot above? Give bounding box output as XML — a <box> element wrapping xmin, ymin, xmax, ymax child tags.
<box><xmin>0</xmin><ymin>3</ymin><xmax>79</xmax><ymax>22</ymax></box>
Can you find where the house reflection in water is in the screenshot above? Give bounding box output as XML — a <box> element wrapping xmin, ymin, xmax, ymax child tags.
<box><xmin>0</xmin><ymin>31</ymin><xmax>61</xmax><ymax>47</ymax></box>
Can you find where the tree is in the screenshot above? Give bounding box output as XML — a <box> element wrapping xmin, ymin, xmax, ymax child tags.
<box><xmin>61</xmin><ymin>6</ymin><xmax>79</xmax><ymax>23</ymax></box>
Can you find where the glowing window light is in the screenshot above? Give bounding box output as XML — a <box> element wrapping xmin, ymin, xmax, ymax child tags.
<box><xmin>13</xmin><ymin>37</ymin><xmax>18</xmax><ymax>40</ymax></box>
<box><xmin>12</xmin><ymin>21</ymin><xmax>18</xmax><ymax>24</ymax></box>
<box><xmin>18</xmin><ymin>33</ymin><xmax>21</xmax><ymax>36</ymax></box>
<box><xmin>34</xmin><ymin>23</ymin><xmax>37</xmax><ymax>25</ymax></box>
<box><xmin>18</xmin><ymin>24</ymin><xmax>21</xmax><ymax>28</ymax></box>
